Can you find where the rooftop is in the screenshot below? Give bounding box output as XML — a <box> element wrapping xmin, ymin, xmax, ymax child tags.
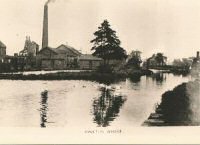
<box><xmin>0</xmin><ymin>41</ymin><xmax>6</xmax><ymax>48</ymax></box>
<box><xmin>56</xmin><ymin>44</ymin><xmax>82</xmax><ymax>56</ymax></box>
<box><xmin>38</xmin><ymin>45</ymin><xmax>82</xmax><ymax>57</ymax></box>
<box><xmin>79</xmin><ymin>54</ymin><xmax>103</xmax><ymax>61</ymax></box>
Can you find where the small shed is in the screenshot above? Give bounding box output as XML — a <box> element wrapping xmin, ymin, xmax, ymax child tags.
<box><xmin>78</xmin><ymin>54</ymin><xmax>103</xmax><ymax>70</ymax></box>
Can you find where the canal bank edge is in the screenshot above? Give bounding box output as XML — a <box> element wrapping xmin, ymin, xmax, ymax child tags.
<box><xmin>0</xmin><ymin>69</ymin><xmax>153</xmax><ymax>83</ymax></box>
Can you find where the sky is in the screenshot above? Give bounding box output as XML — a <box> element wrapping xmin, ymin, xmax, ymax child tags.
<box><xmin>0</xmin><ymin>0</ymin><xmax>200</xmax><ymax>61</ymax></box>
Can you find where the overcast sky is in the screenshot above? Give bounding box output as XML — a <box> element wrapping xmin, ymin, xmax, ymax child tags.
<box><xmin>0</xmin><ymin>0</ymin><xmax>200</xmax><ymax>61</ymax></box>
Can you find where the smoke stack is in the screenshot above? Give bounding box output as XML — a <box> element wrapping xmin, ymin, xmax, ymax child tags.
<box><xmin>42</xmin><ymin>4</ymin><xmax>48</xmax><ymax>49</ymax></box>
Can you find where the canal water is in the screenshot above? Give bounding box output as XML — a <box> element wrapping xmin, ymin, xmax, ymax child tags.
<box><xmin>0</xmin><ymin>73</ymin><xmax>189</xmax><ymax>128</ymax></box>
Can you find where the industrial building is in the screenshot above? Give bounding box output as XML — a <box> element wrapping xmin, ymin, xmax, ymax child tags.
<box><xmin>0</xmin><ymin>1</ymin><xmax>103</xmax><ymax>72</ymax></box>
<box><xmin>36</xmin><ymin>44</ymin><xmax>82</xmax><ymax>70</ymax></box>
<box><xmin>36</xmin><ymin>2</ymin><xmax>102</xmax><ymax>70</ymax></box>
<box><xmin>19</xmin><ymin>36</ymin><xmax>39</xmax><ymax>57</ymax></box>
<box><xmin>78</xmin><ymin>54</ymin><xmax>103</xmax><ymax>70</ymax></box>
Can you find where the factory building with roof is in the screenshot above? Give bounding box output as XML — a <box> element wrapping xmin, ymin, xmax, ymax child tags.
<box><xmin>36</xmin><ymin>44</ymin><xmax>103</xmax><ymax>70</ymax></box>
<box><xmin>78</xmin><ymin>54</ymin><xmax>103</xmax><ymax>70</ymax></box>
<box><xmin>36</xmin><ymin>44</ymin><xmax>81</xmax><ymax>70</ymax></box>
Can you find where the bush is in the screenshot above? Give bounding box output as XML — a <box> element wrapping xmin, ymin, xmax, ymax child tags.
<box><xmin>96</xmin><ymin>64</ymin><xmax>113</xmax><ymax>73</ymax></box>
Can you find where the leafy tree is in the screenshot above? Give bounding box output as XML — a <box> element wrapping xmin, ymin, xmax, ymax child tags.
<box><xmin>173</xmin><ymin>58</ymin><xmax>192</xmax><ymax>70</ymax></box>
<box><xmin>155</xmin><ymin>53</ymin><xmax>167</xmax><ymax>66</ymax></box>
<box><xmin>91</xmin><ymin>20</ymin><xmax>127</xmax><ymax>64</ymax></box>
<box><xmin>127</xmin><ymin>50</ymin><xmax>142</xmax><ymax>69</ymax></box>
<box><xmin>173</xmin><ymin>59</ymin><xmax>183</xmax><ymax>67</ymax></box>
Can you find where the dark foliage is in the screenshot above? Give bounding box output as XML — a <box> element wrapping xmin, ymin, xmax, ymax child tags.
<box><xmin>155</xmin><ymin>53</ymin><xmax>167</xmax><ymax>66</ymax></box>
<box><xmin>156</xmin><ymin>81</ymin><xmax>199</xmax><ymax>125</ymax></box>
<box><xmin>96</xmin><ymin>64</ymin><xmax>113</xmax><ymax>73</ymax></box>
<box><xmin>126</xmin><ymin>50</ymin><xmax>142</xmax><ymax>69</ymax></box>
<box><xmin>91</xmin><ymin>20</ymin><xmax>127</xmax><ymax>62</ymax></box>
<box><xmin>159</xmin><ymin>83</ymin><xmax>192</xmax><ymax>124</ymax></box>
<box><xmin>144</xmin><ymin>80</ymin><xmax>200</xmax><ymax>126</ymax></box>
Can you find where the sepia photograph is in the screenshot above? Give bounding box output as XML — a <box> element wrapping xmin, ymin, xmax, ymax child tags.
<box><xmin>0</xmin><ymin>0</ymin><xmax>199</xmax><ymax>144</ymax></box>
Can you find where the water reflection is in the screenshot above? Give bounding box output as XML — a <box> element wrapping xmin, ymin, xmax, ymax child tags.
<box><xmin>129</xmin><ymin>75</ymin><xmax>141</xmax><ymax>83</ymax></box>
<box><xmin>0</xmin><ymin>74</ymin><xmax>189</xmax><ymax>127</ymax></box>
<box><xmin>40</xmin><ymin>90</ymin><xmax>48</xmax><ymax>128</ymax></box>
<box><xmin>93</xmin><ymin>87</ymin><xmax>127</xmax><ymax>127</ymax></box>
<box><xmin>151</xmin><ymin>73</ymin><xmax>166</xmax><ymax>84</ymax></box>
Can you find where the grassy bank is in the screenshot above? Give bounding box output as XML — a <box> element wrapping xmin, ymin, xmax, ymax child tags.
<box><xmin>0</xmin><ymin>71</ymin><xmax>125</xmax><ymax>84</ymax></box>
<box><xmin>149</xmin><ymin>65</ymin><xmax>190</xmax><ymax>75</ymax></box>
<box><xmin>0</xmin><ymin>69</ymin><xmax>152</xmax><ymax>84</ymax></box>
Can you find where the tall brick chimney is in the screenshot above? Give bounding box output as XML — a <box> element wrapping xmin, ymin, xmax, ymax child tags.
<box><xmin>42</xmin><ymin>4</ymin><xmax>48</xmax><ymax>49</ymax></box>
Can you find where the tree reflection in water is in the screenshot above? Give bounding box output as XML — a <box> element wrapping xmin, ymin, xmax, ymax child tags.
<box><xmin>129</xmin><ymin>75</ymin><xmax>141</xmax><ymax>83</ymax></box>
<box><xmin>93</xmin><ymin>87</ymin><xmax>127</xmax><ymax>127</ymax></box>
<box><xmin>40</xmin><ymin>91</ymin><xmax>48</xmax><ymax>128</ymax></box>
<box><xmin>152</xmin><ymin>73</ymin><xmax>166</xmax><ymax>84</ymax></box>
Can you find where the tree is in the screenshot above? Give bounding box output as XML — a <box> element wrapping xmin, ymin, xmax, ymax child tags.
<box><xmin>127</xmin><ymin>50</ymin><xmax>142</xmax><ymax>69</ymax></box>
<box><xmin>173</xmin><ymin>59</ymin><xmax>183</xmax><ymax>67</ymax></box>
<box><xmin>173</xmin><ymin>58</ymin><xmax>192</xmax><ymax>70</ymax></box>
<box><xmin>155</xmin><ymin>53</ymin><xmax>167</xmax><ymax>66</ymax></box>
<box><xmin>91</xmin><ymin>20</ymin><xmax>127</xmax><ymax>64</ymax></box>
